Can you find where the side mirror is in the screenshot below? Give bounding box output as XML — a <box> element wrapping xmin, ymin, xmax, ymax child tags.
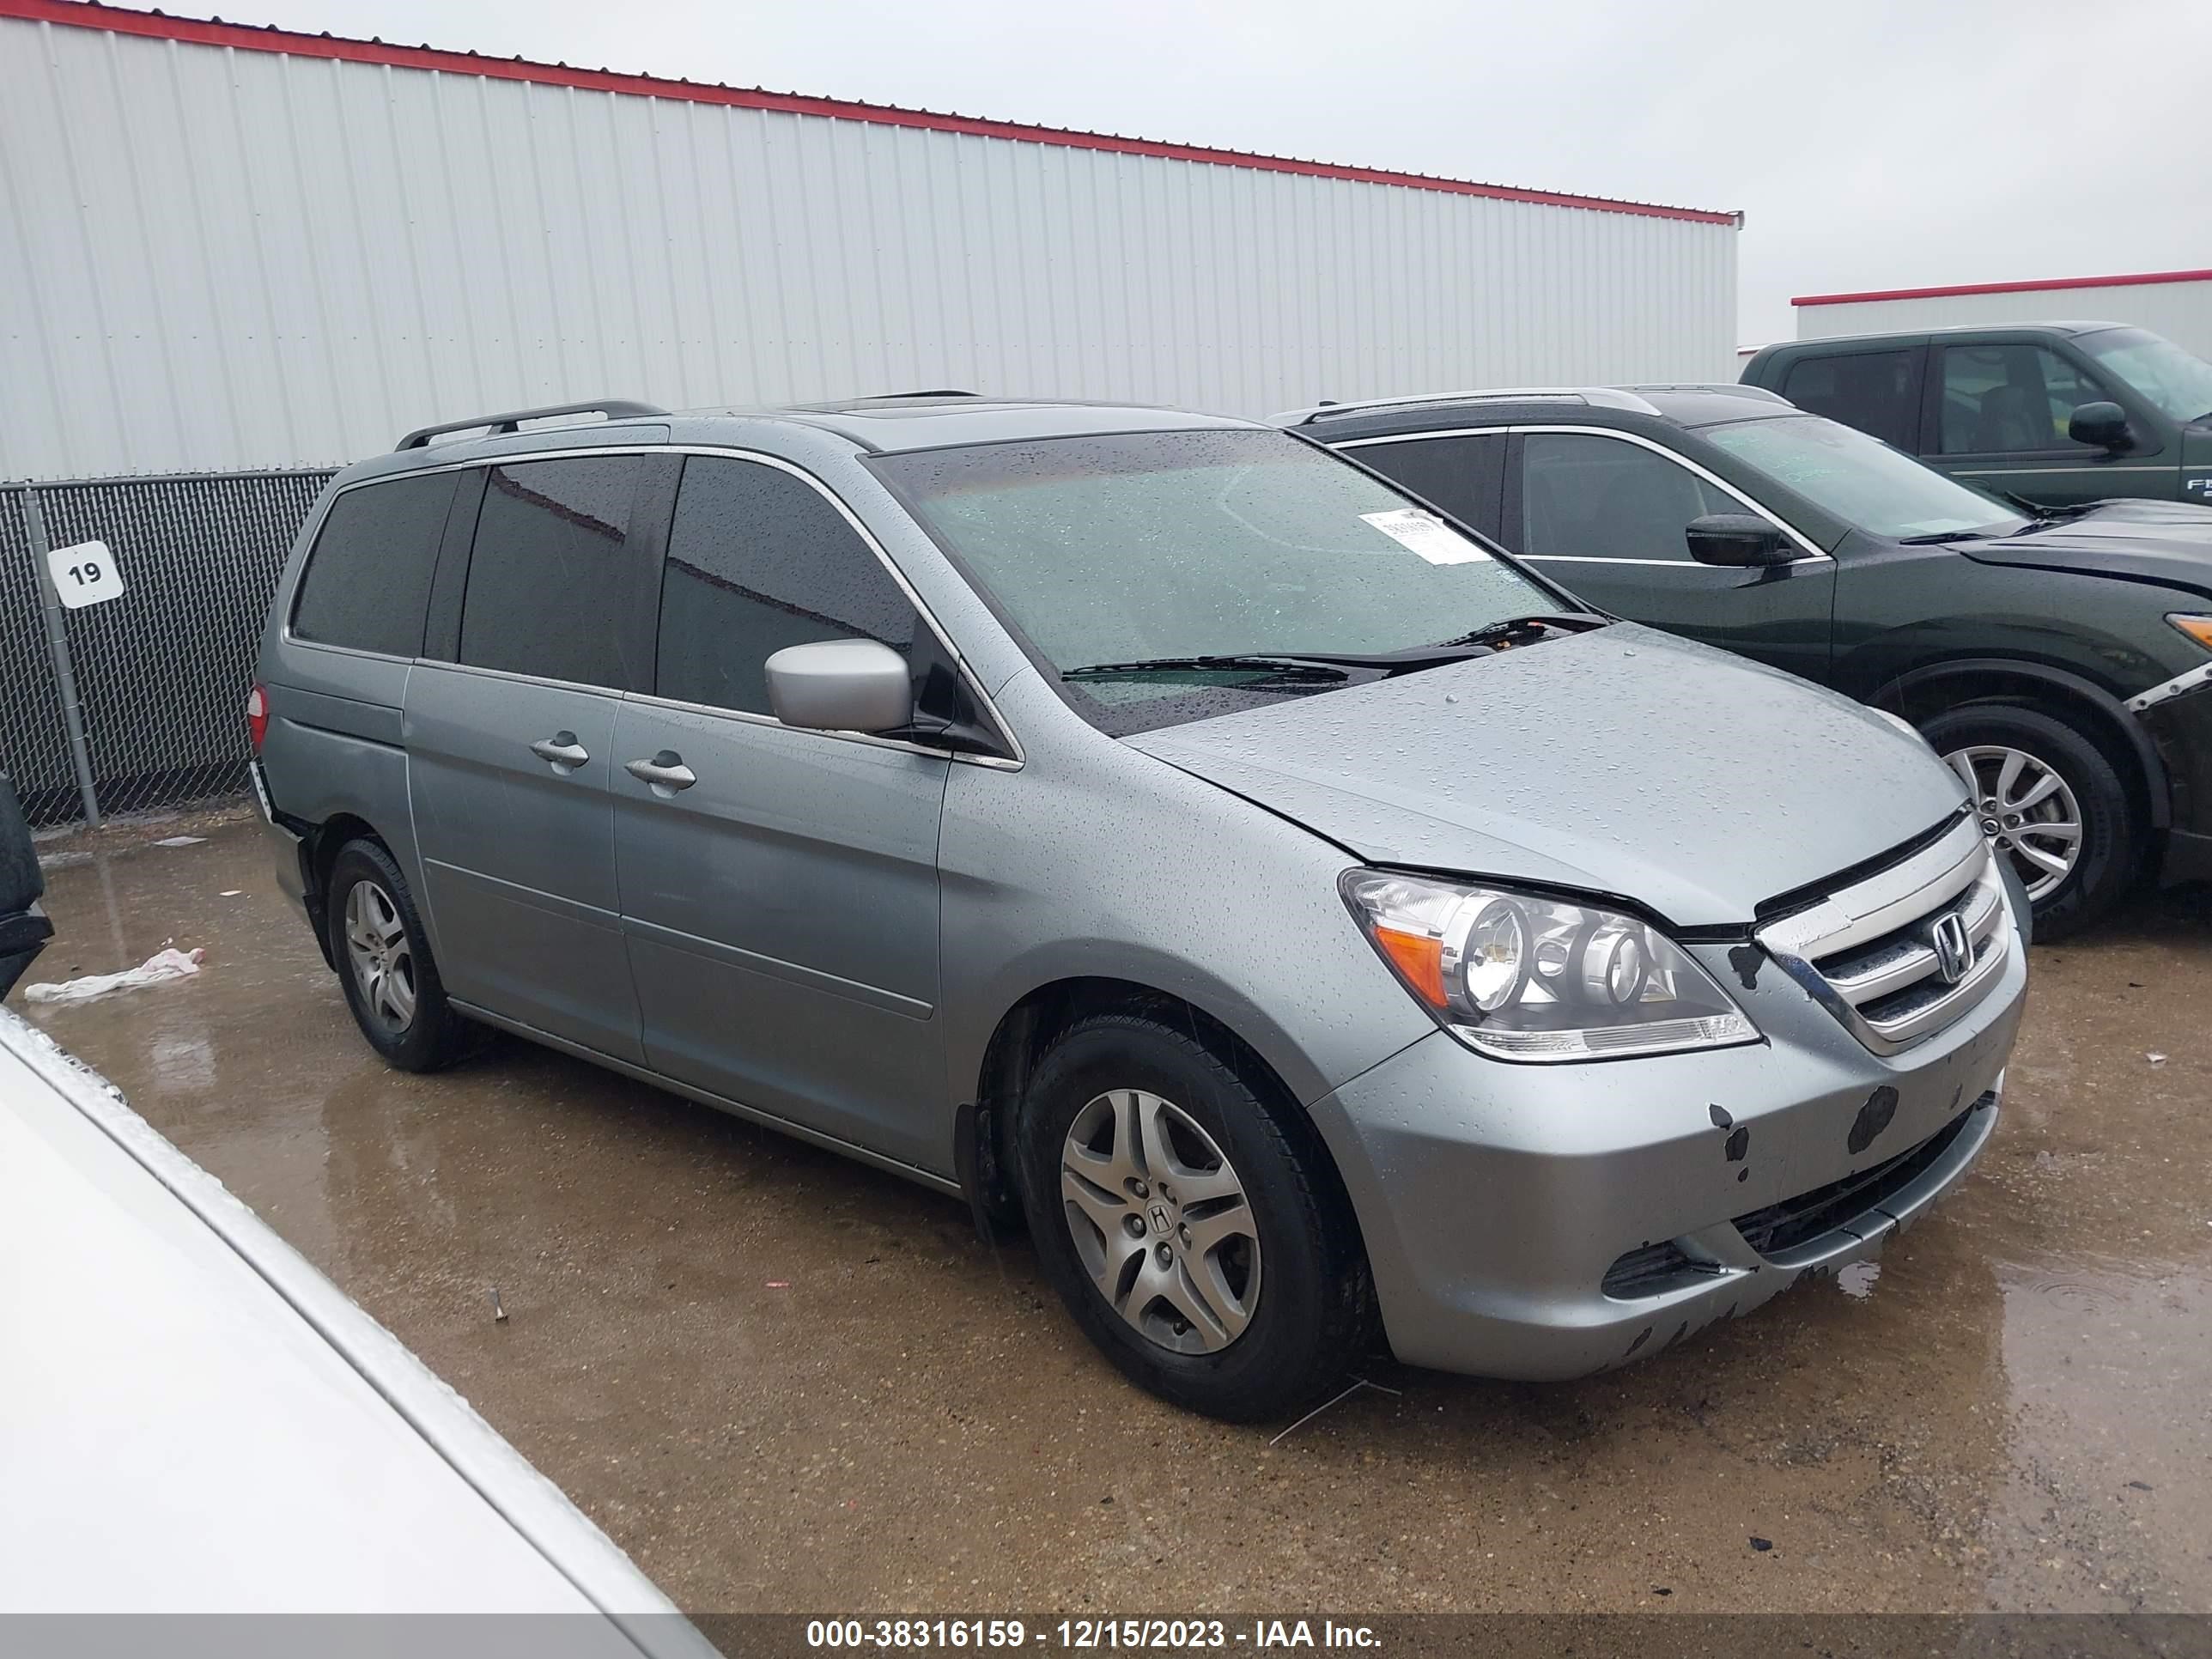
<box><xmin>1685</xmin><ymin>513</ymin><xmax>1794</xmax><ymax>568</ymax></box>
<box><xmin>2068</xmin><ymin>400</ymin><xmax>2133</xmax><ymax>452</ymax></box>
<box><xmin>765</xmin><ymin>639</ymin><xmax>915</xmax><ymax>734</ymax></box>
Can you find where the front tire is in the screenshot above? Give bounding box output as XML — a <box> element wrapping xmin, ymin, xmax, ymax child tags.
<box><xmin>1015</xmin><ymin>1011</ymin><xmax>1372</xmax><ymax>1422</ymax></box>
<box><xmin>1919</xmin><ymin>702</ymin><xmax>2141</xmax><ymax>939</ymax></box>
<box><xmin>325</xmin><ymin>838</ymin><xmax>472</xmax><ymax>1072</ymax></box>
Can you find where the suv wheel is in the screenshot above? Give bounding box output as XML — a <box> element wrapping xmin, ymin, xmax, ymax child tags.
<box><xmin>1015</xmin><ymin>1011</ymin><xmax>1372</xmax><ymax>1422</ymax></box>
<box><xmin>325</xmin><ymin>838</ymin><xmax>472</xmax><ymax>1071</ymax></box>
<box><xmin>1919</xmin><ymin>703</ymin><xmax>2140</xmax><ymax>939</ymax></box>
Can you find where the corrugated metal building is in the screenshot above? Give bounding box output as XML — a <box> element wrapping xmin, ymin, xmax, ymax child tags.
<box><xmin>1796</xmin><ymin>269</ymin><xmax>2212</xmax><ymax>358</ymax></box>
<box><xmin>0</xmin><ymin>0</ymin><xmax>1741</xmax><ymax>483</ymax></box>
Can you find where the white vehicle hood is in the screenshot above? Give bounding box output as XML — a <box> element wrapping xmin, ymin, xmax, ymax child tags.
<box><xmin>0</xmin><ymin>1008</ymin><xmax>714</xmax><ymax>1649</ymax></box>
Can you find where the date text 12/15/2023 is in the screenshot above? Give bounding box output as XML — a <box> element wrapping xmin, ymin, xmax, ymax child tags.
<box><xmin>804</xmin><ymin>1619</ymin><xmax>1382</xmax><ymax>1650</ymax></box>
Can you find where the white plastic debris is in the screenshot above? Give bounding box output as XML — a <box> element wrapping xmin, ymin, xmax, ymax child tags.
<box><xmin>24</xmin><ymin>947</ymin><xmax>204</xmax><ymax>1005</ymax></box>
<box><xmin>2148</xmin><ymin>1052</ymin><xmax>2169</xmax><ymax>1066</ymax></box>
<box><xmin>153</xmin><ymin>836</ymin><xmax>205</xmax><ymax>848</ymax></box>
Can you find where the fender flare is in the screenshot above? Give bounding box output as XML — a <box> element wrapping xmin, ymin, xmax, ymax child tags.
<box><xmin>1874</xmin><ymin>656</ymin><xmax>2170</xmax><ymax>830</ymax></box>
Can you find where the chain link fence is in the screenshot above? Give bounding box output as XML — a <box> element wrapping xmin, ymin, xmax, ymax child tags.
<box><xmin>0</xmin><ymin>469</ymin><xmax>336</xmax><ymax>827</ymax></box>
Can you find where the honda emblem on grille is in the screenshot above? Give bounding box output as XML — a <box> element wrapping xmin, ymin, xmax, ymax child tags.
<box><xmin>1930</xmin><ymin>912</ymin><xmax>1972</xmax><ymax>985</ymax></box>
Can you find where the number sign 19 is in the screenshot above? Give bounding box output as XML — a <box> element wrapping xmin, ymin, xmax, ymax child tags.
<box><xmin>46</xmin><ymin>539</ymin><xmax>125</xmax><ymax>609</ymax></box>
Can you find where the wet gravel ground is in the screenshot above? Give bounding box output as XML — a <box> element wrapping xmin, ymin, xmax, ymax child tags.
<box><xmin>16</xmin><ymin>811</ymin><xmax>2211</xmax><ymax>1613</ymax></box>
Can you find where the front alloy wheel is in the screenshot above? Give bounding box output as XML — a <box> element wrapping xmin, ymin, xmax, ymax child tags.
<box><xmin>1943</xmin><ymin>744</ymin><xmax>2083</xmax><ymax>903</ymax></box>
<box><xmin>1060</xmin><ymin>1088</ymin><xmax>1261</xmax><ymax>1354</ymax></box>
<box><xmin>1016</xmin><ymin>1011</ymin><xmax>1372</xmax><ymax>1420</ymax></box>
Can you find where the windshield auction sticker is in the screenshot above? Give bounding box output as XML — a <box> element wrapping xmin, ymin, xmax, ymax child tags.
<box><xmin>1358</xmin><ymin>507</ymin><xmax>1490</xmax><ymax>564</ymax></box>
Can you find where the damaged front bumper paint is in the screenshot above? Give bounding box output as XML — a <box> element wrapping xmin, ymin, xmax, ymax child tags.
<box><xmin>1307</xmin><ymin>925</ymin><xmax>2025</xmax><ymax>1382</ymax></box>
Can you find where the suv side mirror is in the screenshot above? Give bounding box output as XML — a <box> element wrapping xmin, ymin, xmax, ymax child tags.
<box><xmin>765</xmin><ymin>639</ymin><xmax>915</xmax><ymax>734</ymax></box>
<box><xmin>1685</xmin><ymin>513</ymin><xmax>1795</xmax><ymax>568</ymax></box>
<box><xmin>2068</xmin><ymin>400</ymin><xmax>2134</xmax><ymax>453</ymax></box>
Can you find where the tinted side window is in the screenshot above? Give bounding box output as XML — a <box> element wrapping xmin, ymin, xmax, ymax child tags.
<box><xmin>458</xmin><ymin>457</ymin><xmax>645</xmax><ymax>687</ymax></box>
<box><xmin>656</xmin><ymin>458</ymin><xmax>918</xmax><ymax>717</ymax></box>
<box><xmin>1351</xmin><ymin>434</ymin><xmax>1507</xmax><ymax>533</ymax></box>
<box><xmin>1781</xmin><ymin>350</ymin><xmax>1919</xmax><ymax>450</ymax></box>
<box><xmin>1939</xmin><ymin>344</ymin><xmax>2112</xmax><ymax>455</ymax></box>
<box><xmin>1519</xmin><ymin>433</ymin><xmax>1735</xmax><ymax>562</ymax></box>
<box><xmin>291</xmin><ymin>472</ymin><xmax>457</xmax><ymax>657</ymax></box>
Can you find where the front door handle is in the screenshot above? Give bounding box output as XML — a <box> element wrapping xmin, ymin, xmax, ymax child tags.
<box><xmin>624</xmin><ymin>751</ymin><xmax>697</xmax><ymax>796</ymax></box>
<box><xmin>531</xmin><ymin>732</ymin><xmax>590</xmax><ymax>772</ymax></box>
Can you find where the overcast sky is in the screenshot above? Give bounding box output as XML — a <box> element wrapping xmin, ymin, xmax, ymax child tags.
<box><xmin>244</xmin><ymin>0</ymin><xmax>2211</xmax><ymax>345</ymax></box>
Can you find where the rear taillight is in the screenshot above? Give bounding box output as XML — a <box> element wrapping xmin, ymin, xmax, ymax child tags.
<box><xmin>246</xmin><ymin>683</ymin><xmax>268</xmax><ymax>754</ymax></box>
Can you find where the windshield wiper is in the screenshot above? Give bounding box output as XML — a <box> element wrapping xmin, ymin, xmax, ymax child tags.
<box><xmin>1897</xmin><ymin>527</ymin><xmax>2014</xmax><ymax>545</ymax></box>
<box><xmin>1062</xmin><ymin>620</ymin><xmax>1615</xmax><ymax>685</ymax></box>
<box><xmin>1062</xmin><ymin>654</ymin><xmax>1354</xmax><ymax>684</ymax></box>
<box><xmin>1430</xmin><ymin>612</ymin><xmax>1608</xmax><ymax>649</ymax></box>
<box><xmin>1988</xmin><ymin>489</ymin><xmax>2099</xmax><ymax>526</ymax></box>
<box><xmin>1062</xmin><ymin>644</ymin><xmax>1504</xmax><ymax>684</ymax></box>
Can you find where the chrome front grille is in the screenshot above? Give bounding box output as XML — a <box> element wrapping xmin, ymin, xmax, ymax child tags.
<box><xmin>1755</xmin><ymin>819</ymin><xmax>2013</xmax><ymax>1055</ymax></box>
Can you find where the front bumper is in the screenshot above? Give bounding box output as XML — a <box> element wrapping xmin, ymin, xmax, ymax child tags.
<box><xmin>1309</xmin><ymin>921</ymin><xmax>2025</xmax><ymax>1381</ymax></box>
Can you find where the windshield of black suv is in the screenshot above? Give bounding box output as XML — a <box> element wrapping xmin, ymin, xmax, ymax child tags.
<box><xmin>874</xmin><ymin>428</ymin><xmax>1572</xmax><ymax>733</ymax></box>
<box><xmin>1704</xmin><ymin>414</ymin><xmax>2027</xmax><ymax>541</ymax></box>
<box><xmin>2079</xmin><ymin>326</ymin><xmax>2212</xmax><ymax>423</ymax></box>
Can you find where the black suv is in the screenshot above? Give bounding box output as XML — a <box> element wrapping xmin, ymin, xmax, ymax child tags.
<box><xmin>1284</xmin><ymin>385</ymin><xmax>2212</xmax><ymax>934</ymax></box>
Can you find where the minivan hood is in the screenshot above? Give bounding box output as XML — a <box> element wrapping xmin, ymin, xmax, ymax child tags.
<box><xmin>1958</xmin><ymin>500</ymin><xmax>2212</xmax><ymax>598</ymax></box>
<box><xmin>1124</xmin><ymin>624</ymin><xmax>1965</xmax><ymax>927</ymax></box>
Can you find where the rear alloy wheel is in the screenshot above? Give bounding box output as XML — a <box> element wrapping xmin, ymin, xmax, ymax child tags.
<box><xmin>343</xmin><ymin>878</ymin><xmax>419</xmax><ymax>1035</ymax></box>
<box><xmin>1919</xmin><ymin>702</ymin><xmax>2141</xmax><ymax>939</ymax></box>
<box><xmin>325</xmin><ymin>838</ymin><xmax>473</xmax><ymax>1072</ymax></box>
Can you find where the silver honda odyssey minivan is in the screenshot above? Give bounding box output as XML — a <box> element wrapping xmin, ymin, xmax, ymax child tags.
<box><xmin>252</xmin><ymin>394</ymin><xmax>2027</xmax><ymax>1420</ymax></box>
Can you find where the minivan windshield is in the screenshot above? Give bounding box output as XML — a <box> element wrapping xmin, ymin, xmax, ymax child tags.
<box><xmin>2079</xmin><ymin>326</ymin><xmax>2212</xmax><ymax>423</ymax></box>
<box><xmin>1705</xmin><ymin>414</ymin><xmax>2026</xmax><ymax>541</ymax></box>
<box><xmin>875</xmin><ymin>429</ymin><xmax>1568</xmax><ymax>732</ymax></box>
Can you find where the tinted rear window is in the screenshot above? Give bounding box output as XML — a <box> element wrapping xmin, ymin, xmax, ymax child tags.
<box><xmin>290</xmin><ymin>472</ymin><xmax>457</xmax><ymax>657</ymax></box>
<box><xmin>458</xmin><ymin>457</ymin><xmax>645</xmax><ymax>688</ymax></box>
<box><xmin>1781</xmin><ymin>350</ymin><xmax>1919</xmax><ymax>450</ymax></box>
<box><xmin>1352</xmin><ymin>433</ymin><xmax>1507</xmax><ymax>532</ymax></box>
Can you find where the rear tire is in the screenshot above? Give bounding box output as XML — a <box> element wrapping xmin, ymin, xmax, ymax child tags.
<box><xmin>1015</xmin><ymin>1010</ymin><xmax>1372</xmax><ymax>1423</ymax></box>
<box><xmin>1918</xmin><ymin>702</ymin><xmax>2140</xmax><ymax>939</ymax></box>
<box><xmin>325</xmin><ymin>838</ymin><xmax>472</xmax><ymax>1072</ymax></box>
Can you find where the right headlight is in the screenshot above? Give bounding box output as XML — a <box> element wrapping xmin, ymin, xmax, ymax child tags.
<box><xmin>1340</xmin><ymin>869</ymin><xmax>1759</xmax><ymax>1062</ymax></box>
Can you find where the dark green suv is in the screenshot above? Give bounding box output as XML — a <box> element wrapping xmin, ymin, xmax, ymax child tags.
<box><xmin>1741</xmin><ymin>324</ymin><xmax>2212</xmax><ymax>508</ymax></box>
<box><xmin>1285</xmin><ymin>386</ymin><xmax>2212</xmax><ymax>935</ymax></box>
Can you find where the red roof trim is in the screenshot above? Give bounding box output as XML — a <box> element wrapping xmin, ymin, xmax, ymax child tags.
<box><xmin>1794</xmin><ymin>268</ymin><xmax>2212</xmax><ymax>307</ymax></box>
<box><xmin>2</xmin><ymin>0</ymin><xmax>1740</xmax><ymax>226</ymax></box>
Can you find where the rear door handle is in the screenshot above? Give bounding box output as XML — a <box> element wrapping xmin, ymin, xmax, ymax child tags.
<box><xmin>624</xmin><ymin>751</ymin><xmax>697</xmax><ymax>796</ymax></box>
<box><xmin>531</xmin><ymin>732</ymin><xmax>590</xmax><ymax>772</ymax></box>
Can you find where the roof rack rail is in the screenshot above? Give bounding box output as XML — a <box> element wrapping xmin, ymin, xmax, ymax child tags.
<box><xmin>1273</xmin><ymin>386</ymin><xmax>1661</xmax><ymax>424</ymax></box>
<box><xmin>395</xmin><ymin>400</ymin><xmax>669</xmax><ymax>451</ymax></box>
<box><xmin>1621</xmin><ymin>382</ymin><xmax>1790</xmax><ymax>404</ymax></box>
